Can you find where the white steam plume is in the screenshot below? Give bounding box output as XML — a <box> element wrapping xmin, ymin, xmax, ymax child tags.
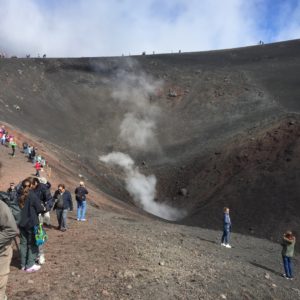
<box><xmin>100</xmin><ymin>152</ymin><xmax>184</xmax><ymax>221</ymax></box>
<box><xmin>120</xmin><ymin>113</ymin><xmax>157</xmax><ymax>149</ymax></box>
<box><xmin>112</xmin><ymin>70</ymin><xmax>161</xmax><ymax>151</ymax></box>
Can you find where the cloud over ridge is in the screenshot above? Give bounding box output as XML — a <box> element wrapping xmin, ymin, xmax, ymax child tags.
<box><xmin>1</xmin><ymin>0</ymin><xmax>299</xmax><ymax>57</ymax></box>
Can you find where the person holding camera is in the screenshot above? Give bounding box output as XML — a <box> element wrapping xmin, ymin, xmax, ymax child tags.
<box><xmin>281</xmin><ymin>231</ymin><xmax>296</xmax><ymax>280</ymax></box>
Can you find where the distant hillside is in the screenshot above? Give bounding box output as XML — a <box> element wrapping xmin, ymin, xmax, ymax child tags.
<box><xmin>0</xmin><ymin>39</ymin><xmax>300</xmax><ymax>247</ymax></box>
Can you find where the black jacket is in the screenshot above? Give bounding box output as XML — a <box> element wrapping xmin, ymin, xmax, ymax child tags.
<box><xmin>53</xmin><ymin>190</ymin><xmax>73</xmax><ymax>210</ymax></box>
<box><xmin>33</xmin><ymin>183</ymin><xmax>53</xmax><ymax>211</ymax></box>
<box><xmin>74</xmin><ymin>186</ymin><xmax>88</xmax><ymax>201</ymax></box>
<box><xmin>19</xmin><ymin>190</ymin><xmax>45</xmax><ymax>230</ymax></box>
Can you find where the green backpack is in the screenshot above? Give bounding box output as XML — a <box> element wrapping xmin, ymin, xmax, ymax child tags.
<box><xmin>34</xmin><ymin>223</ymin><xmax>48</xmax><ymax>246</ymax></box>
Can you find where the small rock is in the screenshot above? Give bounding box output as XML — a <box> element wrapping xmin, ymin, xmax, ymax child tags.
<box><xmin>159</xmin><ymin>261</ymin><xmax>165</xmax><ymax>266</ymax></box>
<box><xmin>220</xmin><ymin>294</ymin><xmax>227</xmax><ymax>299</ymax></box>
<box><xmin>168</xmin><ymin>89</ymin><xmax>177</xmax><ymax>97</ymax></box>
<box><xmin>28</xmin><ymin>280</ymin><xmax>34</xmax><ymax>284</ymax></box>
<box><xmin>271</xmin><ymin>283</ymin><xmax>277</xmax><ymax>288</ymax></box>
<box><xmin>179</xmin><ymin>188</ymin><xmax>188</xmax><ymax>196</ymax></box>
<box><xmin>71</xmin><ymin>272</ymin><xmax>76</xmax><ymax>276</ymax></box>
<box><xmin>123</xmin><ymin>270</ymin><xmax>136</xmax><ymax>278</ymax></box>
<box><xmin>264</xmin><ymin>272</ymin><xmax>270</xmax><ymax>280</ymax></box>
<box><xmin>101</xmin><ymin>289</ymin><xmax>109</xmax><ymax>296</ymax></box>
<box><xmin>127</xmin><ymin>285</ymin><xmax>132</xmax><ymax>290</ymax></box>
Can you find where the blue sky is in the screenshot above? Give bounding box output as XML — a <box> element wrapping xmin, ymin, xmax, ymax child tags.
<box><xmin>0</xmin><ymin>0</ymin><xmax>299</xmax><ymax>57</ymax></box>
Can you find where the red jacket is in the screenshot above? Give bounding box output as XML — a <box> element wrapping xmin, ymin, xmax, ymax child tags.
<box><xmin>35</xmin><ymin>162</ymin><xmax>42</xmax><ymax>170</ymax></box>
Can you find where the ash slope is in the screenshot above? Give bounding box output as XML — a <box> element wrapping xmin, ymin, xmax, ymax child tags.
<box><xmin>0</xmin><ymin>39</ymin><xmax>300</xmax><ymax>246</ymax></box>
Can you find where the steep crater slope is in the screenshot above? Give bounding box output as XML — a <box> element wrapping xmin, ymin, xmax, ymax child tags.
<box><xmin>0</xmin><ymin>40</ymin><xmax>300</xmax><ymax>245</ymax></box>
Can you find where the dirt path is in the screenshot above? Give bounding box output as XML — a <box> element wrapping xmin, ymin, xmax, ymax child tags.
<box><xmin>1</xmin><ymin>138</ymin><xmax>299</xmax><ymax>300</ymax></box>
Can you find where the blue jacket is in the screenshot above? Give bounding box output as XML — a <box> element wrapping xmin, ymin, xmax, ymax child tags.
<box><xmin>223</xmin><ymin>213</ymin><xmax>231</xmax><ymax>230</ymax></box>
<box><xmin>53</xmin><ymin>190</ymin><xmax>73</xmax><ymax>211</ymax></box>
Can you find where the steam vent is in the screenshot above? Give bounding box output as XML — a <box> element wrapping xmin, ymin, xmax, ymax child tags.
<box><xmin>1</xmin><ymin>39</ymin><xmax>300</xmax><ymax>299</ymax></box>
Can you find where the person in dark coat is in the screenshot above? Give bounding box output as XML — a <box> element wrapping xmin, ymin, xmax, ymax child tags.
<box><xmin>53</xmin><ymin>184</ymin><xmax>73</xmax><ymax>231</ymax></box>
<box><xmin>75</xmin><ymin>181</ymin><xmax>89</xmax><ymax>221</ymax></box>
<box><xmin>31</xmin><ymin>177</ymin><xmax>53</xmax><ymax>265</ymax></box>
<box><xmin>7</xmin><ymin>183</ymin><xmax>17</xmax><ymax>201</ymax></box>
<box><xmin>18</xmin><ymin>177</ymin><xmax>45</xmax><ymax>272</ymax></box>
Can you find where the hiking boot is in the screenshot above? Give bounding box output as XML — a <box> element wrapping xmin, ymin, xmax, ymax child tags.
<box><xmin>282</xmin><ymin>273</ymin><xmax>287</xmax><ymax>278</ymax></box>
<box><xmin>81</xmin><ymin>219</ymin><xmax>86</xmax><ymax>222</ymax></box>
<box><xmin>26</xmin><ymin>264</ymin><xmax>41</xmax><ymax>273</ymax></box>
<box><xmin>225</xmin><ymin>244</ymin><xmax>232</xmax><ymax>248</ymax></box>
<box><xmin>20</xmin><ymin>266</ymin><xmax>25</xmax><ymax>271</ymax></box>
<box><xmin>221</xmin><ymin>243</ymin><xmax>226</xmax><ymax>247</ymax></box>
<box><xmin>60</xmin><ymin>228</ymin><xmax>67</xmax><ymax>232</ymax></box>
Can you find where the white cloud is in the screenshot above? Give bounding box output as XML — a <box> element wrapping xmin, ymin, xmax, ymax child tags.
<box><xmin>0</xmin><ymin>0</ymin><xmax>298</xmax><ymax>57</ymax></box>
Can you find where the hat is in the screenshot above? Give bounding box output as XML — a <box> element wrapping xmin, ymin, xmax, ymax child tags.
<box><xmin>39</xmin><ymin>177</ymin><xmax>47</xmax><ymax>184</ymax></box>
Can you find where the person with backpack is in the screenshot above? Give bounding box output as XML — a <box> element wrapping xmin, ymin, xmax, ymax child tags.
<box><xmin>29</xmin><ymin>147</ymin><xmax>36</xmax><ymax>162</ymax></box>
<box><xmin>75</xmin><ymin>181</ymin><xmax>89</xmax><ymax>221</ymax></box>
<box><xmin>32</xmin><ymin>177</ymin><xmax>53</xmax><ymax>225</ymax></box>
<box><xmin>0</xmin><ymin>200</ymin><xmax>18</xmax><ymax>300</ymax></box>
<box><xmin>221</xmin><ymin>207</ymin><xmax>232</xmax><ymax>248</ymax></box>
<box><xmin>18</xmin><ymin>177</ymin><xmax>45</xmax><ymax>272</ymax></box>
<box><xmin>31</xmin><ymin>177</ymin><xmax>53</xmax><ymax>265</ymax></box>
<box><xmin>53</xmin><ymin>184</ymin><xmax>73</xmax><ymax>231</ymax></box>
<box><xmin>281</xmin><ymin>231</ymin><xmax>296</xmax><ymax>280</ymax></box>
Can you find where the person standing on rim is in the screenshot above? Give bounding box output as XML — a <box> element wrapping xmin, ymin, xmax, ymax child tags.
<box><xmin>75</xmin><ymin>181</ymin><xmax>89</xmax><ymax>221</ymax></box>
<box><xmin>53</xmin><ymin>184</ymin><xmax>73</xmax><ymax>231</ymax></box>
<box><xmin>221</xmin><ymin>207</ymin><xmax>232</xmax><ymax>248</ymax></box>
<box><xmin>281</xmin><ymin>231</ymin><xmax>296</xmax><ymax>280</ymax></box>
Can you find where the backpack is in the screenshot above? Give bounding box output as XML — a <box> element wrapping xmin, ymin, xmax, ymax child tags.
<box><xmin>76</xmin><ymin>187</ymin><xmax>86</xmax><ymax>202</ymax></box>
<box><xmin>0</xmin><ymin>191</ymin><xmax>21</xmax><ymax>225</ymax></box>
<box><xmin>34</xmin><ymin>223</ymin><xmax>48</xmax><ymax>246</ymax></box>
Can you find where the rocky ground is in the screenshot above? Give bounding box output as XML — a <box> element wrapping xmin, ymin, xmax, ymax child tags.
<box><xmin>1</xmin><ymin>130</ymin><xmax>299</xmax><ymax>299</ymax></box>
